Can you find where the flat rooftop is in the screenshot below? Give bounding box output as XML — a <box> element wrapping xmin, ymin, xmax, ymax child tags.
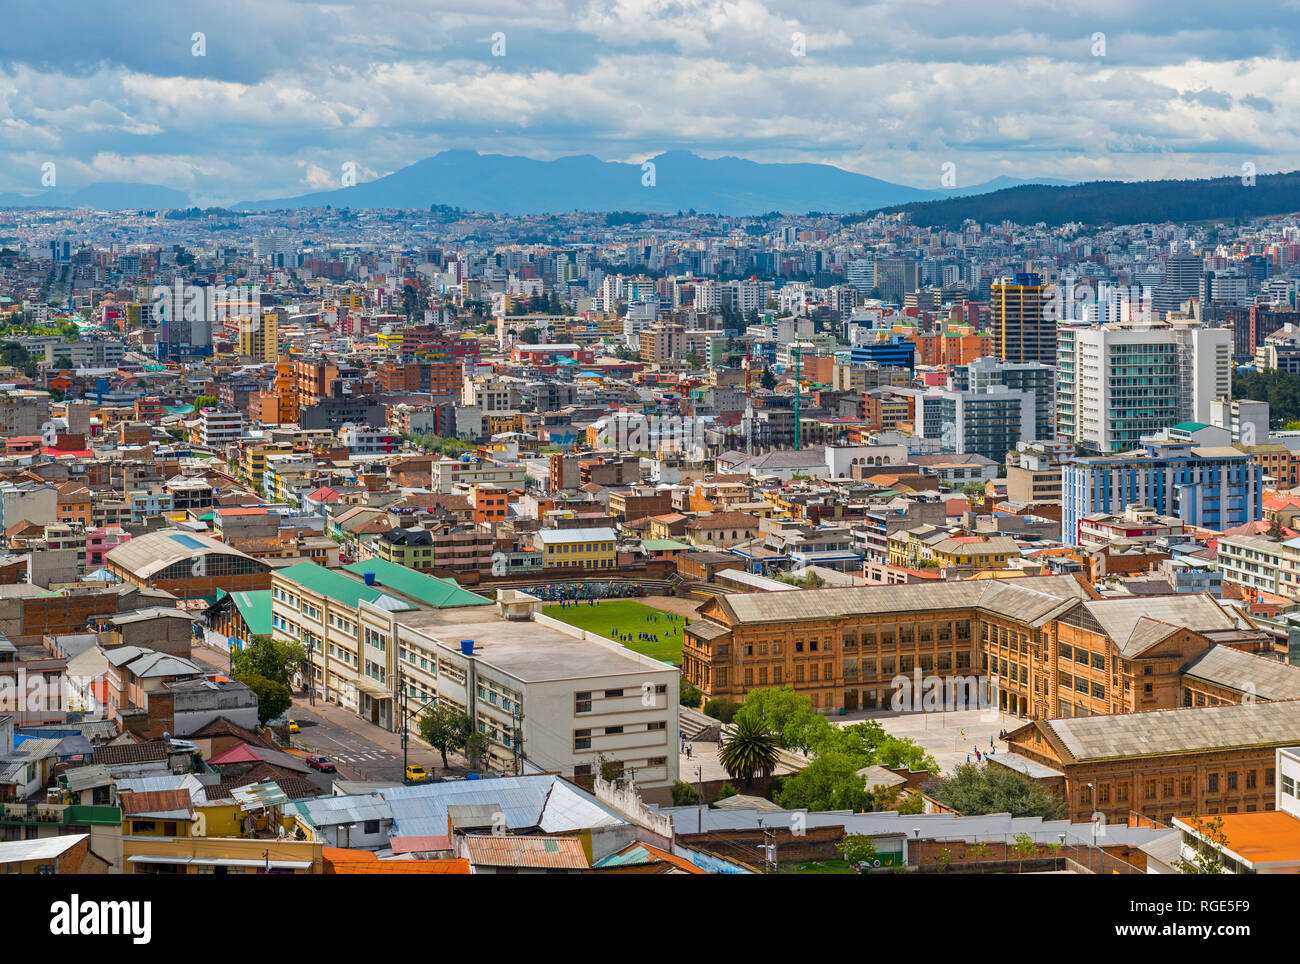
<box><xmin>394</xmin><ymin>608</ymin><xmax>671</xmax><ymax>682</ymax></box>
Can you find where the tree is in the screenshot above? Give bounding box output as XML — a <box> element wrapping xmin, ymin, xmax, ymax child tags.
<box><xmin>1174</xmin><ymin>815</ymin><xmax>1230</xmax><ymax>874</ymax></box>
<box><xmin>836</xmin><ymin>833</ymin><xmax>877</xmax><ymax>869</ymax></box>
<box><xmin>716</xmin><ymin>781</ymin><xmax>739</xmax><ymax>801</ymax></box>
<box><xmin>774</xmin><ymin>752</ymin><xmax>873</xmax><ymax>812</ymax></box>
<box><xmin>193</xmin><ymin>394</ymin><xmax>218</xmax><ymax>412</ymax></box>
<box><xmin>734</xmin><ymin>686</ymin><xmax>830</xmax><ymax>753</ymax></box>
<box><xmin>241</xmin><ymin>674</ymin><xmax>291</xmax><ymax>724</ymax></box>
<box><xmin>679</xmin><ymin>677</ymin><xmax>703</xmax><ymax>709</ymax></box>
<box><xmin>717</xmin><ymin>715</ymin><xmax>779</xmax><ymax>787</ymax></box>
<box><xmin>671</xmin><ymin>780</ymin><xmax>701</xmax><ymax>806</ymax></box>
<box><xmin>231</xmin><ymin>635</ymin><xmax>306</xmax><ymax>689</ymax></box>
<box><xmin>760</xmin><ymin>368</ymin><xmax>777</xmax><ymax>391</ymax></box>
<box><xmin>465</xmin><ymin>731</ymin><xmax>492</xmax><ymax>771</ymax></box>
<box><xmin>1011</xmin><ymin>832</ymin><xmax>1038</xmax><ymax>874</ymax></box>
<box><xmin>53</xmin><ymin>354</ymin><xmax>73</xmax><ymax>370</ymax></box>
<box><xmin>703</xmin><ymin>698</ymin><xmax>740</xmax><ymax>723</ymax></box>
<box><xmin>923</xmin><ymin>762</ymin><xmax>1066</xmax><ymax>819</ymax></box>
<box><xmin>417</xmin><ymin>702</ymin><xmax>473</xmax><ymax>769</ymax></box>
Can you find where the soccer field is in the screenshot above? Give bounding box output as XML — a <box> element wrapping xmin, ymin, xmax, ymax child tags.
<box><xmin>542</xmin><ymin>599</ymin><xmax>686</xmax><ymax>665</ymax></box>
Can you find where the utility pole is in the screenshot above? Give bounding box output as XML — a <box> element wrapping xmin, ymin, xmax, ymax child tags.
<box><xmin>511</xmin><ymin>705</ymin><xmax>523</xmax><ymax>776</ymax></box>
<box><xmin>397</xmin><ymin>663</ymin><xmax>409</xmax><ymax>778</ymax></box>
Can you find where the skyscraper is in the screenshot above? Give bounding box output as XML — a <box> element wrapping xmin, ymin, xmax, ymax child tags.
<box><xmin>991</xmin><ymin>272</ymin><xmax>1055</xmax><ymax>366</ymax></box>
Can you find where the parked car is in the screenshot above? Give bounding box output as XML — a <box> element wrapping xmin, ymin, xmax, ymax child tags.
<box><xmin>405</xmin><ymin>764</ymin><xmax>429</xmax><ymax>783</ymax></box>
<box><xmin>288</xmin><ymin>719</ymin><xmax>299</xmax><ymax>734</ymax></box>
<box><xmin>305</xmin><ymin>754</ymin><xmax>336</xmax><ymax>772</ymax></box>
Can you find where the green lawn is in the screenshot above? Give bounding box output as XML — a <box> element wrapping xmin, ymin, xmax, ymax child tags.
<box><xmin>543</xmin><ymin>599</ymin><xmax>686</xmax><ymax>665</ymax></box>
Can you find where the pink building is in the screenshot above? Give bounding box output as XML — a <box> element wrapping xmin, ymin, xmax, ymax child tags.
<box><xmin>86</xmin><ymin>525</ymin><xmax>130</xmax><ymax>568</ymax></box>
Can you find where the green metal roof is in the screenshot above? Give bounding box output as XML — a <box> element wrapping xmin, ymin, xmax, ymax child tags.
<box><xmin>642</xmin><ymin>539</ymin><xmax>690</xmax><ymax>551</ymax></box>
<box><xmin>1172</xmin><ymin>421</ymin><xmax>1211</xmax><ymax>432</ymax></box>
<box><xmin>342</xmin><ymin>558</ymin><xmax>491</xmax><ymax>609</ymax></box>
<box><xmin>63</xmin><ymin>805</ymin><xmax>122</xmax><ymax>827</ymax></box>
<box><xmin>277</xmin><ymin>562</ymin><xmax>415</xmax><ymax>611</ymax></box>
<box><xmin>230</xmin><ymin>589</ymin><xmax>273</xmax><ymax>636</ymax></box>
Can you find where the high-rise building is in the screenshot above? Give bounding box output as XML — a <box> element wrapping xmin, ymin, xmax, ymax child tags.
<box><xmin>875</xmin><ymin>258</ymin><xmax>918</xmax><ymax>303</ymax></box>
<box><xmin>991</xmin><ymin>272</ymin><xmax>1054</xmax><ymax>366</ymax></box>
<box><xmin>1057</xmin><ymin>321</ymin><xmax>1230</xmax><ymax>452</ymax></box>
<box><xmin>237</xmin><ymin>307</ymin><xmax>280</xmax><ymax>363</ymax></box>
<box><xmin>951</xmin><ymin>356</ymin><xmax>1055</xmax><ymax>443</ymax></box>
<box><xmin>1062</xmin><ymin>441</ymin><xmax>1262</xmax><ymax>546</ymax></box>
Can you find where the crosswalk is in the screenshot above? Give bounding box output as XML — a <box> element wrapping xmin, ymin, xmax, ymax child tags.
<box><xmin>328</xmin><ymin>750</ymin><xmax>396</xmax><ymax>764</ymax></box>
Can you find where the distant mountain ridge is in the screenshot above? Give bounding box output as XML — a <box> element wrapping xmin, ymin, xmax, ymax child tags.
<box><xmin>233</xmin><ymin>150</ymin><xmax>1073</xmax><ymax>215</ymax></box>
<box><xmin>0</xmin><ymin>182</ymin><xmax>190</xmax><ymax>210</ymax></box>
<box><xmin>874</xmin><ymin>171</ymin><xmax>1300</xmax><ymax>228</ymax></box>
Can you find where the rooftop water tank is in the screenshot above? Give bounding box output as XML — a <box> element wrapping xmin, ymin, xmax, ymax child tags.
<box><xmin>460</xmin><ymin>639</ymin><xmax>474</xmax><ymax>655</ymax></box>
<box><xmin>363</xmin><ymin>572</ymin><xmax>376</xmax><ymax>586</ymax></box>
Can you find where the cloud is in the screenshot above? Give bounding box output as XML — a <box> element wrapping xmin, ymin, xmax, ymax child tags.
<box><xmin>3</xmin><ymin>0</ymin><xmax>1300</xmax><ymax>204</ymax></box>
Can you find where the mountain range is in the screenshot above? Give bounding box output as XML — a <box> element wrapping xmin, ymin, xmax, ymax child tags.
<box><xmin>233</xmin><ymin>150</ymin><xmax>1072</xmax><ymax>215</ymax></box>
<box><xmin>0</xmin><ymin>182</ymin><xmax>191</xmax><ymax>210</ymax></box>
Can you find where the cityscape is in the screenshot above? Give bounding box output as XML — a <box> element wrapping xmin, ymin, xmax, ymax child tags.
<box><xmin>0</xmin><ymin>0</ymin><xmax>1292</xmax><ymax>928</ymax></box>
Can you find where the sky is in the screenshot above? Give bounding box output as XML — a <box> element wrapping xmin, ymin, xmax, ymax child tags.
<box><xmin>2</xmin><ymin>0</ymin><xmax>1299</xmax><ymax>206</ymax></box>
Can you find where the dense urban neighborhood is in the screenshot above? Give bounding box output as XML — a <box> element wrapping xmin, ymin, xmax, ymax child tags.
<box><xmin>0</xmin><ymin>196</ymin><xmax>1296</xmax><ymax>888</ymax></box>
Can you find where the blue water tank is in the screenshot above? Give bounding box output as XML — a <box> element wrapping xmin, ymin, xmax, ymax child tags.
<box><xmin>460</xmin><ymin>639</ymin><xmax>474</xmax><ymax>655</ymax></box>
<box><xmin>363</xmin><ymin>572</ymin><xmax>376</xmax><ymax>586</ymax></box>
<box><xmin>465</xmin><ymin>773</ymin><xmax>479</xmax><ymax>781</ymax></box>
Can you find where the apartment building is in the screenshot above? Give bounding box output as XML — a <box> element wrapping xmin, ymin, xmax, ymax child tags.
<box><xmin>429</xmin><ymin>457</ymin><xmax>526</xmax><ymax>494</ymax></box>
<box><xmin>1061</xmin><ymin>441</ymin><xmax>1263</xmax><ymax>547</ymax></box>
<box><xmin>267</xmin><ymin>562</ymin><xmax>679</xmax><ymax>788</ymax></box>
<box><xmin>374</xmin><ymin>525</ymin><xmax>496</xmax><ymax>576</ymax></box>
<box><xmin>536</xmin><ymin>527</ymin><xmax>618</xmax><ymax>569</ymax></box>
<box><xmin>1057</xmin><ymin>322</ymin><xmax>1231</xmax><ymax>452</ymax></box>
<box><xmin>385</xmin><ymin>595</ymin><xmax>679</xmax><ymax>788</ymax></box>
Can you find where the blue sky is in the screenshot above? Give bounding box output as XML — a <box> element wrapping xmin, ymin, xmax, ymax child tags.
<box><xmin>1</xmin><ymin>0</ymin><xmax>1297</xmax><ymax>205</ymax></box>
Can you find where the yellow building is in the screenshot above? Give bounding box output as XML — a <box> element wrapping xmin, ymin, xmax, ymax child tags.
<box><xmin>537</xmin><ymin>526</ymin><xmax>618</xmax><ymax>569</ymax></box>
<box><xmin>237</xmin><ymin>308</ymin><xmax>280</xmax><ymax>363</ymax></box>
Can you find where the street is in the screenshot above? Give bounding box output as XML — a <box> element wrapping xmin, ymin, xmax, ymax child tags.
<box><xmin>190</xmin><ymin>641</ymin><xmax>457</xmax><ymax>786</ymax></box>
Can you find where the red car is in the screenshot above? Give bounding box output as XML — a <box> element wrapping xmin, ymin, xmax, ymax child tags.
<box><xmin>305</xmin><ymin>754</ymin><xmax>336</xmax><ymax>772</ymax></box>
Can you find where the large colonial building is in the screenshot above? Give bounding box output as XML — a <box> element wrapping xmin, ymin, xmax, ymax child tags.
<box><xmin>682</xmin><ymin>576</ymin><xmax>1281</xmax><ymax>718</ymax></box>
<box><xmin>1002</xmin><ymin>701</ymin><xmax>1300</xmax><ymax>824</ymax></box>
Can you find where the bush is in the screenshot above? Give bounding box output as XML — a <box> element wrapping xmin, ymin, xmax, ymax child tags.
<box><xmin>703</xmin><ymin>698</ymin><xmax>740</xmax><ymax>723</ymax></box>
<box><xmin>671</xmin><ymin>780</ymin><xmax>701</xmax><ymax>806</ymax></box>
<box><xmin>679</xmin><ymin>677</ymin><xmax>703</xmax><ymax>709</ymax></box>
<box><xmin>716</xmin><ymin>781</ymin><xmax>739</xmax><ymax>801</ymax></box>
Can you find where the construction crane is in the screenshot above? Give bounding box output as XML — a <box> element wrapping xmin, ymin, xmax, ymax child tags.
<box><xmin>792</xmin><ymin>345</ymin><xmax>802</xmax><ymax>451</ymax></box>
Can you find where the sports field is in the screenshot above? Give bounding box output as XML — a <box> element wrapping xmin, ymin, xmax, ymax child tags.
<box><xmin>543</xmin><ymin>599</ymin><xmax>687</xmax><ymax>665</ymax></box>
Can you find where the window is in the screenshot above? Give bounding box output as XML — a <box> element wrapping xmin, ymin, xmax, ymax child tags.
<box><xmin>1207</xmin><ymin>773</ymin><xmax>1219</xmax><ymax>793</ymax></box>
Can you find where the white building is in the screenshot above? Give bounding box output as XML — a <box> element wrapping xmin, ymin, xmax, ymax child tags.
<box><xmin>1057</xmin><ymin>321</ymin><xmax>1230</xmax><ymax>453</ymax></box>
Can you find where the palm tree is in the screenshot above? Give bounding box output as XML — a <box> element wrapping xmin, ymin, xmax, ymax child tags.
<box><xmin>718</xmin><ymin>716</ymin><xmax>779</xmax><ymax>789</ymax></box>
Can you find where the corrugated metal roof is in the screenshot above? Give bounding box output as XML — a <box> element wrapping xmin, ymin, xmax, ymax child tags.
<box><xmin>462</xmin><ymin>834</ymin><xmax>589</xmax><ymax>869</ymax></box>
<box><xmin>380</xmin><ymin>775</ymin><xmax>625</xmax><ymax>838</ymax></box>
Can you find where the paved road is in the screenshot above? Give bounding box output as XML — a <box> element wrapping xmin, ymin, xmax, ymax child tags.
<box><xmin>291</xmin><ymin>705</ymin><xmax>409</xmax><ymax>784</ymax></box>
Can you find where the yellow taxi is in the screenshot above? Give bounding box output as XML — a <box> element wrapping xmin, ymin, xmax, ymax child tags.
<box><xmin>405</xmin><ymin>764</ymin><xmax>429</xmax><ymax>783</ymax></box>
<box><xmin>288</xmin><ymin>718</ymin><xmax>299</xmax><ymax>734</ymax></box>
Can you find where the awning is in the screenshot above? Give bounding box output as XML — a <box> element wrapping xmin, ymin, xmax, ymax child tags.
<box><xmin>353</xmin><ymin>678</ymin><xmax>392</xmax><ymax>699</ymax></box>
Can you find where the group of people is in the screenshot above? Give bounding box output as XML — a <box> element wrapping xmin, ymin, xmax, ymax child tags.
<box><xmin>535</xmin><ymin>582</ymin><xmax>648</xmax><ymax>603</ymax></box>
<box><xmin>967</xmin><ymin>736</ymin><xmax>998</xmax><ymax>764</ymax></box>
<box><xmin>612</xmin><ymin>610</ymin><xmax>683</xmax><ymax>647</ymax></box>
